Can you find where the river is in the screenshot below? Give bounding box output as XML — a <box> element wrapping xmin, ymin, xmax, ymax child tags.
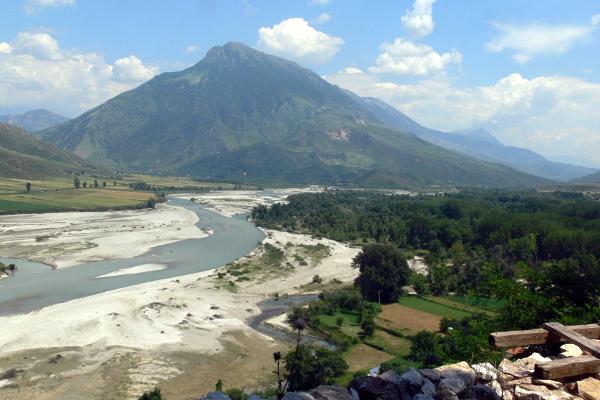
<box><xmin>0</xmin><ymin>195</ymin><xmax>266</xmax><ymax>316</ymax></box>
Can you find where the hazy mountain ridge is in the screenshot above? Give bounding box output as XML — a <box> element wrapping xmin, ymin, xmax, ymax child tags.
<box><xmin>0</xmin><ymin>109</ymin><xmax>71</xmax><ymax>133</ymax></box>
<box><xmin>38</xmin><ymin>42</ymin><xmax>549</xmax><ymax>187</ymax></box>
<box><xmin>0</xmin><ymin>123</ymin><xmax>99</xmax><ymax>179</ymax></box>
<box><xmin>356</xmin><ymin>97</ymin><xmax>598</xmax><ymax>182</ymax></box>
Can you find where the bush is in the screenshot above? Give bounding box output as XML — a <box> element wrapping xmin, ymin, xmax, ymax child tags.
<box><xmin>138</xmin><ymin>387</ymin><xmax>163</xmax><ymax>400</ymax></box>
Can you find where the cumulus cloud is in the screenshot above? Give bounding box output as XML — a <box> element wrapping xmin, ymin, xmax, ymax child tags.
<box><xmin>368</xmin><ymin>38</ymin><xmax>461</xmax><ymax>75</ymax></box>
<box><xmin>338</xmin><ymin>67</ymin><xmax>363</xmax><ymax>74</ymax></box>
<box><xmin>324</xmin><ymin>72</ymin><xmax>600</xmax><ymax>164</ymax></box>
<box><xmin>0</xmin><ymin>43</ymin><xmax>13</xmax><ymax>54</ymax></box>
<box><xmin>486</xmin><ymin>20</ymin><xmax>597</xmax><ymax>63</ymax></box>
<box><xmin>311</xmin><ymin>12</ymin><xmax>332</xmax><ymax>25</ymax></box>
<box><xmin>255</xmin><ymin>18</ymin><xmax>344</xmax><ymax>64</ymax></box>
<box><xmin>308</xmin><ymin>0</ymin><xmax>331</xmax><ymax>5</ymax></box>
<box><xmin>25</xmin><ymin>0</ymin><xmax>76</xmax><ymax>14</ymax></box>
<box><xmin>593</xmin><ymin>14</ymin><xmax>600</xmax><ymax>26</ymax></box>
<box><xmin>0</xmin><ymin>30</ymin><xmax>158</xmax><ymax>116</ymax></box>
<box><xmin>13</xmin><ymin>31</ymin><xmax>64</xmax><ymax>61</ymax></box>
<box><xmin>402</xmin><ymin>0</ymin><xmax>436</xmax><ymax>39</ymax></box>
<box><xmin>113</xmin><ymin>56</ymin><xmax>159</xmax><ymax>83</ymax></box>
<box><xmin>185</xmin><ymin>46</ymin><xmax>200</xmax><ymax>54</ymax></box>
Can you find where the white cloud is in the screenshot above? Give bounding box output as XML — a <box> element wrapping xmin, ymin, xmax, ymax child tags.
<box><xmin>485</xmin><ymin>20</ymin><xmax>597</xmax><ymax>63</ymax></box>
<box><xmin>593</xmin><ymin>14</ymin><xmax>600</xmax><ymax>26</ymax></box>
<box><xmin>323</xmin><ymin>72</ymin><xmax>600</xmax><ymax>164</ymax></box>
<box><xmin>255</xmin><ymin>18</ymin><xmax>344</xmax><ymax>64</ymax></box>
<box><xmin>368</xmin><ymin>38</ymin><xmax>461</xmax><ymax>76</ymax></box>
<box><xmin>0</xmin><ymin>43</ymin><xmax>13</xmax><ymax>54</ymax></box>
<box><xmin>185</xmin><ymin>46</ymin><xmax>200</xmax><ymax>54</ymax></box>
<box><xmin>13</xmin><ymin>31</ymin><xmax>64</xmax><ymax>61</ymax></box>
<box><xmin>25</xmin><ymin>0</ymin><xmax>75</xmax><ymax>14</ymax></box>
<box><xmin>113</xmin><ymin>56</ymin><xmax>159</xmax><ymax>83</ymax></box>
<box><xmin>402</xmin><ymin>0</ymin><xmax>436</xmax><ymax>39</ymax></box>
<box><xmin>338</xmin><ymin>67</ymin><xmax>363</xmax><ymax>74</ymax></box>
<box><xmin>308</xmin><ymin>0</ymin><xmax>331</xmax><ymax>5</ymax></box>
<box><xmin>0</xmin><ymin>30</ymin><xmax>158</xmax><ymax>116</ymax></box>
<box><xmin>311</xmin><ymin>12</ymin><xmax>332</xmax><ymax>25</ymax></box>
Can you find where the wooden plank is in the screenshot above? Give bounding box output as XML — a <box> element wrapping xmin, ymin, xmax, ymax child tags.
<box><xmin>489</xmin><ymin>323</ymin><xmax>600</xmax><ymax>347</ymax></box>
<box><xmin>542</xmin><ymin>322</ymin><xmax>600</xmax><ymax>358</ymax></box>
<box><xmin>534</xmin><ymin>355</ymin><xmax>600</xmax><ymax>380</ymax></box>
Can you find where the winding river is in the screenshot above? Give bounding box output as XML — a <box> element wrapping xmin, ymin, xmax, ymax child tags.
<box><xmin>0</xmin><ymin>195</ymin><xmax>266</xmax><ymax>316</ymax></box>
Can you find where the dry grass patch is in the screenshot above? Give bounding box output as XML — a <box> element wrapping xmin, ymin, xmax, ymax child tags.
<box><xmin>344</xmin><ymin>344</ymin><xmax>395</xmax><ymax>372</ymax></box>
<box><xmin>376</xmin><ymin>304</ymin><xmax>441</xmax><ymax>334</ymax></box>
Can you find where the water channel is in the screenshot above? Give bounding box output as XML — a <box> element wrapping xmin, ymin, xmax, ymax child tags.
<box><xmin>0</xmin><ymin>194</ymin><xmax>266</xmax><ymax>316</ymax></box>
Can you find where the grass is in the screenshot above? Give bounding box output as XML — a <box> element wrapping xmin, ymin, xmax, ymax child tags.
<box><xmin>397</xmin><ymin>296</ymin><xmax>472</xmax><ymax>320</ymax></box>
<box><xmin>444</xmin><ymin>295</ymin><xmax>506</xmax><ymax>313</ymax></box>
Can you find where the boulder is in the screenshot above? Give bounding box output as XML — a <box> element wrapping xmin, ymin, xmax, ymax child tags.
<box><xmin>347</xmin><ymin>377</ymin><xmax>400</xmax><ymax>400</ymax></box>
<box><xmin>474</xmin><ymin>384</ymin><xmax>501</xmax><ymax>400</ymax></box>
<box><xmin>308</xmin><ymin>386</ymin><xmax>354</xmax><ymax>400</ymax></box>
<box><xmin>433</xmin><ymin>389</ymin><xmax>459</xmax><ymax>400</ymax></box>
<box><xmin>414</xmin><ymin>395</ymin><xmax>435</xmax><ymax>400</ymax></box>
<box><xmin>532</xmin><ymin>379</ymin><xmax>563</xmax><ymax>390</ymax></box>
<box><xmin>438</xmin><ymin>378</ymin><xmax>466</xmax><ymax>397</ymax></box>
<box><xmin>578</xmin><ymin>377</ymin><xmax>600</xmax><ymax>400</ymax></box>
<box><xmin>420</xmin><ymin>379</ymin><xmax>436</xmax><ymax>397</ymax></box>
<box><xmin>419</xmin><ymin>369</ymin><xmax>442</xmax><ymax>386</ymax></box>
<box><xmin>247</xmin><ymin>395</ymin><xmax>265</xmax><ymax>400</ymax></box>
<box><xmin>513</xmin><ymin>353</ymin><xmax>551</xmax><ymax>372</ymax></box>
<box><xmin>282</xmin><ymin>393</ymin><xmax>316</xmax><ymax>400</ymax></box>
<box><xmin>559</xmin><ymin>344</ymin><xmax>583</xmax><ymax>359</ymax></box>
<box><xmin>435</xmin><ymin>362</ymin><xmax>475</xmax><ymax>386</ymax></box>
<box><xmin>472</xmin><ymin>363</ymin><xmax>499</xmax><ymax>381</ymax></box>
<box><xmin>513</xmin><ymin>384</ymin><xmax>553</xmax><ymax>400</ymax></box>
<box><xmin>202</xmin><ymin>392</ymin><xmax>233</xmax><ymax>400</ymax></box>
<box><xmin>402</xmin><ymin>368</ymin><xmax>424</xmax><ymax>389</ymax></box>
<box><xmin>380</xmin><ymin>370</ymin><xmax>403</xmax><ymax>385</ymax></box>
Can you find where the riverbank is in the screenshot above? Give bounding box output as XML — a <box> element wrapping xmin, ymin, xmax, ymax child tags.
<box><xmin>0</xmin><ymin>190</ymin><xmax>360</xmax><ymax>400</ymax></box>
<box><xmin>0</xmin><ymin>203</ymin><xmax>208</xmax><ymax>269</ymax></box>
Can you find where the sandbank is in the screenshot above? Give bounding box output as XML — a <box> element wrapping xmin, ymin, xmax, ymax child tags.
<box><xmin>94</xmin><ymin>263</ymin><xmax>168</xmax><ymax>278</ymax></box>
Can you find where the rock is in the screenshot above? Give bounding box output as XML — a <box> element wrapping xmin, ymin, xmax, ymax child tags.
<box><xmin>247</xmin><ymin>395</ymin><xmax>264</xmax><ymax>400</ymax></box>
<box><xmin>532</xmin><ymin>379</ymin><xmax>563</xmax><ymax>390</ymax></box>
<box><xmin>202</xmin><ymin>392</ymin><xmax>233</xmax><ymax>400</ymax></box>
<box><xmin>499</xmin><ymin>359</ymin><xmax>526</xmax><ymax>379</ymax></box>
<box><xmin>513</xmin><ymin>353</ymin><xmax>551</xmax><ymax>372</ymax></box>
<box><xmin>563</xmin><ymin>383</ymin><xmax>577</xmax><ymax>394</ymax></box>
<box><xmin>414</xmin><ymin>395</ymin><xmax>435</xmax><ymax>400</ymax></box>
<box><xmin>402</xmin><ymin>368</ymin><xmax>424</xmax><ymax>388</ymax></box>
<box><xmin>435</xmin><ymin>362</ymin><xmax>475</xmax><ymax>387</ymax></box>
<box><xmin>438</xmin><ymin>378</ymin><xmax>466</xmax><ymax>397</ymax></box>
<box><xmin>432</xmin><ymin>389</ymin><xmax>459</xmax><ymax>400</ymax></box>
<box><xmin>505</xmin><ymin>377</ymin><xmax>533</xmax><ymax>389</ymax></box>
<box><xmin>347</xmin><ymin>377</ymin><xmax>400</xmax><ymax>400</ymax></box>
<box><xmin>475</xmin><ymin>383</ymin><xmax>502</xmax><ymax>400</ymax></box>
<box><xmin>559</xmin><ymin>344</ymin><xmax>583</xmax><ymax>359</ymax></box>
<box><xmin>421</xmin><ymin>379</ymin><xmax>436</xmax><ymax>397</ymax></box>
<box><xmin>473</xmin><ymin>363</ymin><xmax>499</xmax><ymax>381</ymax></box>
<box><xmin>349</xmin><ymin>388</ymin><xmax>360</xmax><ymax>400</ymax></box>
<box><xmin>419</xmin><ymin>369</ymin><xmax>442</xmax><ymax>386</ymax></box>
<box><xmin>308</xmin><ymin>385</ymin><xmax>354</xmax><ymax>400</ymax></box>
<box><xmin>380</xmin><ymin>370</ymin><xmax>402</xmax><ymax>385</ymax></box>
<box><xmin>513</xmin><ymin>384</ymin><xmax>553</xmax><ymax>400</ymax></box>
<box><xmin>282</xmin><ymin>393</ymin><xmax>316</xmax><ymax>400</ymax></box>
<box><xmin>578</xmin><ymin>377</ymin><xmax>600</xmax><ymax>400</ymax></box>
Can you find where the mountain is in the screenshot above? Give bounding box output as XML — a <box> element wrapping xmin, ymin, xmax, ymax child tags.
<box><xmin>0</xmin><ymin>109</ymin><xmax>71</xmax><ymax>133</ymax></box>
<box><xmin>570</xmin><ymin>171</ymin><xmax>600</xmax><ymax>184</ymax></box>
<box><xmin>356</xmin><ymin>97</ymin><xmax>598</xmax><ymax>182</ymax></box>
<box><xmin>546</xmin><ymin>156</ymin><xmax>600</xmax><ymax>169</ymax></box>
<box><xmin>0</xmin><ymin>123</ymin><xmax>98</xmax><ymax>179</ymax></box>
<box><xmin>38</xmin><ymin>42</ymin><xmax>549</xmax><ymax>187</ymax></box>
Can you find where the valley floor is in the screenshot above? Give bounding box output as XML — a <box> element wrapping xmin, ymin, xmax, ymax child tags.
<box><xmin>0</xmin><ymin>190</ymin><xmax>359</xmax><ymax>400</ymax></box>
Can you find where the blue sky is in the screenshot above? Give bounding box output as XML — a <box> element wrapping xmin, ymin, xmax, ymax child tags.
<box><xmin>1</xmin><ymin>0</ymin><xmax>600</xmax><ymax>165</ymax></box>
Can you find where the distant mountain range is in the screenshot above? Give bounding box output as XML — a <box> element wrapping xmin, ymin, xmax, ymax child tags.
<box><xmin>0</xmin><ymin>123</ymin><xmax>99</xmax><ymax>180</ymax></box>
<box><xmin>37</xmin><ymin>42</ymin><xmax>549</xmax><ymax>188</ymax></box>
<box><xmin>354</xmin><ymin>96</ymin><xmax>598</xmax><ymax>182</ymax></box>
<box><xmin>0</xmin><ymin>109</ymin><xmax>70</xmax><ymax>133</ymax></box>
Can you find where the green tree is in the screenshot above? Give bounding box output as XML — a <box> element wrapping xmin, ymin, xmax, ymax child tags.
<box><xmin>353</xmin><ymin>244</ymin><xmax>410</xmax><ymax>303</ymax></box>
<box><xmin>83</xmin><ymin>181</ymin><xmax>87</xmax><ymax>188</ymax></box>
<box><xmin>94</xmin><ymin>180</ymin><xmax>99</xmax><ymax>188</ymax></box>
<box><xmin>74</xmin><ymin>177</ymin><xmax>80</xmax><ymax>189</ymax></box>
<box><xmin>26</xmin><ymin>182</ymin><xmax>31</xmax><ymax>193</ymax></box>
<box><xmin>335</xmin><ymin>316</ymin><xmax>344</xmax><ymax>328</ymax></box>
<box><xmin>103</xmin><ymin>181</ymin><xmax>106</xmax><ymax>187</ymax></box>
<box><xmin>148</xmin><ymin>197</ymin><xmax>156</xmax><ymax>209</ymax></box>
<box><xmin>410</xmin><ymin>330</ymin><xmax>443</xmax><ymax>368</ymax></box>
<box><xmin>215</xmin><ymin>379</ymin><xmax>223</xmax><ymax>392</ymax></box>
<box><xmin>284</xmin><ymin>344</ymin><xmax>348</xmax><ymax>391</ymax></box>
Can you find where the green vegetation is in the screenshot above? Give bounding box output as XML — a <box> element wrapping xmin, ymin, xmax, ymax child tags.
<box><xmin>138</xmin><ymin>387</ymin><xmax>163</xmax><ymax>400</ymax></box>
<box><xmin>397</xmin><ymin>297</ymin><xmax>471</xmax><ymax>320</ymax></box>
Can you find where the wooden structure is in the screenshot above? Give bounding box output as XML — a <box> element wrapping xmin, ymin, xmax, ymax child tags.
<box><xmin>489</xmin><ymin>322</ymin><xmax>600</xmax><ymax>379</ymax></box>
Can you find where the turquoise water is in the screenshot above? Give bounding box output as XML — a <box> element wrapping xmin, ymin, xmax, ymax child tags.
<box><xmin>0</xmin><ymin>195</ymin><xmax>266</xmax><ymax>316</ymax></box>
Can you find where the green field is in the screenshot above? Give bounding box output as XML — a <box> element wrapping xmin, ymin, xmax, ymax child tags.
<box><xmin>444</xmin><ymin>295</ymin><xmax>505</xmax><ymax>313</ymax></box>
<box><xmin>397</xmin><ymin>296</ymin><xmax>472</xmax><ymax>319</ymax></box>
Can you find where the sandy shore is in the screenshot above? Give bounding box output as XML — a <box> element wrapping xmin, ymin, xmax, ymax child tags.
<box><xmin>0</xmin><ymin>190</ymin><xmax>359</xmax><ymax>399</ymax></box>
<box><xmin>0</xmin><ymin>203</ymin><xmax>207</xmax><ymax>268</ymax></box>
